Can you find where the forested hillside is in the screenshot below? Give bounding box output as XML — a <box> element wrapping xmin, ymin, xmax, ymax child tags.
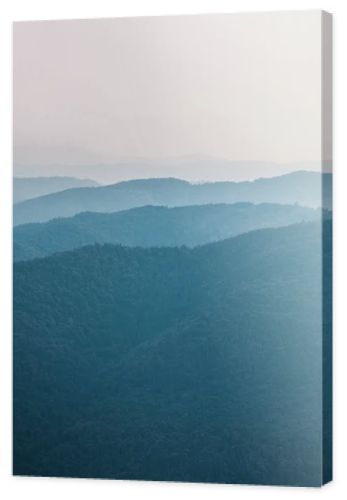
<box><xmin>13</xmin><ymin>202</ymin><xmax>322</xmax><ymax>261</ymax></box>
<box><xmin>13</xmin><ymin>221</ymin><xmax>332</xmax><ymax>485</ymax></box>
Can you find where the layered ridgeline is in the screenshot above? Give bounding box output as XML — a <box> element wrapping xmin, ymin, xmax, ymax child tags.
<box><xmin>13</xmin><ymin>176</ymin><xmax>99</xmax><ymax>204</ymax></box>
<box><xmin>13</xmin><ymin>202</ymin><xmax>323</xmax><ymax>261</ymax></box>
<box><xmin>13</xmin><ymin>171</ymin><xmax>332</xmax><ymax>225</ymax></box>
<box><xmin>14</xmin><ymin>220</ymin><xmax>332</xmax><ymax>485</ymax></box>
<box><xmin>14</xmin><ymin>157</ymin><xmax>323</xmax><ymax>184</ymax></box>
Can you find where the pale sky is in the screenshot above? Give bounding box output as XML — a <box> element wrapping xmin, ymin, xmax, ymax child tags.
<box><xmin>13</xmin><ymin>11</ymin><xmax>327</xmax><ymax>181</ymax></box>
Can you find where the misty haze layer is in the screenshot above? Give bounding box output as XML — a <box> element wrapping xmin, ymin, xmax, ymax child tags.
<box><xmin>13</xmin><ymin>172</ymin><xmax>332</xmax><ymax>226</ymax></box>
<box><xmin>14</xmin><ymin>12</ymin><xmax>328</xmax><ymax>179</ymax></box>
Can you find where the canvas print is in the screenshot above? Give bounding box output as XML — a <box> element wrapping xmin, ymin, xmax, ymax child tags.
<box><xmin>13</xmin><ymin>11</ymin><xmax>332</xmax><ymax>486</ymax></box>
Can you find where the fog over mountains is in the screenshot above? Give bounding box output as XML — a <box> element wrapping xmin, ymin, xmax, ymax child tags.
<box><xmin>13</xmin><ymin>165</ymin><xmax>333</xmax><ymax>485</ymax></box>
<box><xmin>12</xmin><ymin>159</ymin><xmax>332</xmax><ymax>486</ymax></box>
<box><xmin>13</xmin><ymin>171</ymin><xmax>332</xmax><ymax>226</ymax></box>
<box><xmin>13</xmin><ymin>10</ymin><xmax>332</xmax><ymax>486</ymax></box>
<box><xmin>13</xmin><ymin>176</ymin><xmax>99</xmax><ymax>204</ymax></box>
<box><xmin>14</xmin><ymin>202</ymin><xmax>324</xmax><ymax>261</ymax></box>
<box><xmin>13</xmin><ymin>156</ymin><xmax>329</xmax><ymax>184</ymax></box>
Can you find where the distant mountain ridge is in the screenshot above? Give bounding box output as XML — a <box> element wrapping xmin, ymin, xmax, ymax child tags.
<box><xmin>13</xmin><ymin>202</ymin><xmax>324</xmax><ymax>261</ymax></box>
<box><xmin>13</xmin><ymin>171</ymin><xmax>332</xmax><ymax>225</ymax></box>
<box><xmin>14</xmin><ymin>156</ymin><xmax>328</xmax><ymax>184</ymax></box>
<box><xmin>13</xmin><ymin>176</ymin><xmax>99</xmax><ymax>204</ymax></box>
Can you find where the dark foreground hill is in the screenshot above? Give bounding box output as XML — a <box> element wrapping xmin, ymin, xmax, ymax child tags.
<box><xmin>13</xmin><ymin>221</ymin><xmax>332</xmax><ymax>485</ymax></box>
<box><xmin>13</xmin><ymin>171</ymin><xmax>332</xmax><ymax>225</ymax></box>
<box><xmin>13</xmin><ymin>202</ymin><xmax>322</xmax><ymax>261</ymax></box>
<box><xmin>13</xmin><ymin>176</ymin><xmax>99</xmax><ymax>204</ymax></box>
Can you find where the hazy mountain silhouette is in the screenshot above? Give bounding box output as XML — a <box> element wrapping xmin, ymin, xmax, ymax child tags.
<box><xmin>13</xmin><ymin>220</ymin><xmax>332</xmax><ymax>485</ymax></box>
<box><xmin>13</xmin><ymin>176</ymin><xmax>99</xmax><ymax>204</ymax></box>
<box><xmin>13</xmin><ymin>171</ymin><xmax>332</xmax><ymax>226</ymax></box>
<box><xmin>13</xmin><ymin>156</ymin><xmax>327</xmax><ymax>184</ymax></box>
<box><xmin>13</xmin><ymin>202</ymin><xmax>323</xmax><ymax>261</ymax></box>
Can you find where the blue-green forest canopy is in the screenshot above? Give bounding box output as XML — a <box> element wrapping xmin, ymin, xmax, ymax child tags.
<box><xmin>13</xmin><ymin>220</ymin><xmax>332</xmax><ymax>485</ymax></box>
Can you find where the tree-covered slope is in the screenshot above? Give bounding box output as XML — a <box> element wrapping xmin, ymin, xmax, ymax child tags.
<box><xmin>13</xmin><ymin>221</ymin><xmax>332</xmax><ymax>485</ymax></box>
<box><xmin>13</xmin><ymin>172</ymin><xmax>332</xmax><ymax>225</ymax></box>
<box><xmin>13</xmin><ymin>202</ymin><xmax>321</xmax><ymax>261</ymax></box>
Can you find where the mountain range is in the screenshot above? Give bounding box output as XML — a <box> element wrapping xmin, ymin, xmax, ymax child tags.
<box><xmin>13</xmin><ymin>171</ymin><xmax>332</xmax><ymax>226</ymax></box>
<box><xmin>14</xmin><ymin>156</ymin><xmax>328</xmax><ymax>184</ymax></box>
<box><xmin>13</xmin><ymin>202</ymin><xmax>323</xmax><ymax>261</ymax></box>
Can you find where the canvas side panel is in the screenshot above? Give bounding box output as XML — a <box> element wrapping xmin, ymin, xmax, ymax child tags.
<box><xmin>322</xmin><ymin>10</ymin><xmax>333</xmax><ymax>486</ymax></box>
